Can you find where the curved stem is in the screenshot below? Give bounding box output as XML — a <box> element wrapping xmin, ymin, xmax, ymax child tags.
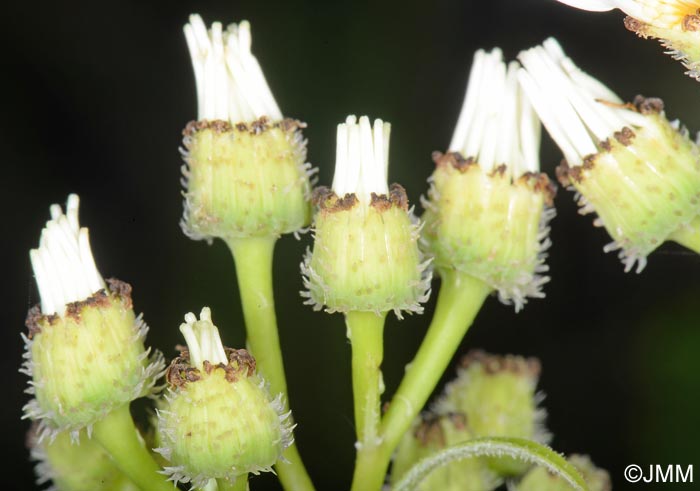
<box><xmin>392</xmin><ymin>437</ymin><xmax>588</xmax><ymax>491</ymax></box>
<box><xmin>226</xmin><ymin>237</ymin><xmax>315</xmax><ymax>491</ymax></box>
<box><xmin>669</xmin><ymin>216</ymin><xmax>700</xmax><ymax>253</ymax></box>
<box><xmin>346</xmin><ymin>311</ymin><xmax>387</xmax><ymax>449</ymax></box>
<box><xmin>350</xmin><ymin>270</ymin><xmax>490</xmax><ymax>491</ymax></box>
<box><xmin>381</xmin><ymin>271</ymin><xmax>489</xmax><ymax>444</ymax></box>
<box><xmin>92</xmin><ymin>405</ymin><xmax>174</xmax><ymax>491</ymax></box>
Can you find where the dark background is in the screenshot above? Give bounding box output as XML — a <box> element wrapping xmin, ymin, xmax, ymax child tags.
<box><xmin>3</xmin><ymin>0</ymin><xmax>700</xmax><ymax>489</ymax></box>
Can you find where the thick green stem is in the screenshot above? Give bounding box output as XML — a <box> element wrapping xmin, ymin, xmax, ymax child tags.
<box><xmin>669</xmin><ymin>216</ymin><xmax>700</xmax><ymax>253</ymax></box>
<box><xmin>92</xmin><ymin>405</ymin><xmax>174</xmax><ymax>491</ymax></box>
<box><xmin>226</xmin><ymin>237</ymin><xmax>315</xmax><ymax>491</ymax></box>
<box><xmin>346</xmin><ymin>311</ymin><xmax>387</xmax><ymax>449</ymax></box>
<box><xmin>217</xmin><ymin>475</ymin><xmax>248</xmax><ymax>491</ymax></box>
<box><xmin>351</xmin><ymin>445</ymin><xmax>386</xmax><ymax>491</ymax></box>
<box><xmin>350</xmin><ymin>270</ymin><xmax>490</xmax><ymax>491</ymax></box>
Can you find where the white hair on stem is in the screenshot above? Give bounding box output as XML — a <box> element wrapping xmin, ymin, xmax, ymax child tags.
<box><xmin>184</xmin><ymin>14</ymin><xmax>282</xmax><ymax>122</ymax></box>
<box><xmin>29</xmin><ymin>194</ymin><xmax>105</xmax><ymax>317</ymax></box>
<box><xmin>449</xmin><ymin>48</ymin><xmax>542</xmax><ymax>177</ymax></box>
<box><xmin>331</xmin><ymin>115</ymin><xmax>391</xmax><ymax>204</ymax></box>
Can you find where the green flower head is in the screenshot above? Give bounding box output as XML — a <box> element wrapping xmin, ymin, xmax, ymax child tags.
<box><xmin>23</xmin><ymin>195</ymin><xmax>164</xmax><ymax>441</ymax></box>
<box><xmin>155</xmin><ymin>308</ymin><xmax>294</xmax><ymax>488</ymax></box>
<box><xmin>423</xmin><ymin>48</ymin><xmax>555</xmax><ymax>312</ymax></box>
<box><xmin>180</xmin><ymin>15</ymin><xmax>313</xmax><ymax>242</ymax></box>
<box><xmin>519</xmin><ymin>38</ymin><xmax>700</xmax><ymax>272</ymax></box>
<box><xmin>302</xmin><ymin>116</ymin><xmax>431</xmax><ymax>317</ymax></box>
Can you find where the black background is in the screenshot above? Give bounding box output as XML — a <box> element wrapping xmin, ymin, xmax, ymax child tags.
<box><xmin>3</xmin><ymin>0</ymin><xmax>700</xmax><ymax>489</ymax></box>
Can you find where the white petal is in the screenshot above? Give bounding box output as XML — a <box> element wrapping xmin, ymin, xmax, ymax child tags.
<box><xmin>184</xmin><ymin>15</ymin><xmax>282</xmax><ymax>122</ymax></box>
<box><xmin>332</xmin><ymin>116</ymin><xmax>391</xmax><ymax>204</ymax></box>
<box><xmin>30</xmin><ymin>195</ymin><xmax>105</xmax><ymax>316</ymax></box>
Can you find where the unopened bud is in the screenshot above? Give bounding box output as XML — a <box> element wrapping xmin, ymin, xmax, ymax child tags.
<box><xmin>391</xmin><ymin>413</ymin><xmax>501</xmax><ymax>491</ymax></box>
<box><xmin>435</xmin><ymin>351</ymin><xmax>548</xmax><ymax>476</ymax></box>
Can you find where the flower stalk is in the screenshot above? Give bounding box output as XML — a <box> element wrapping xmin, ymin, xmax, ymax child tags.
<box><xmin>217</xmin><ymin>476</ymin><xmax>248</xmax><ymax>491</ymax></box>
<box><xmin>302</xmin><ymin>115</ymin><xmax>430</xmax><ymax>491</ymax></box>
<box><xmin>350</xmin><ymin>270</ymin><xmax>490</xmax><ymax>491</ymax></box>
<box><xmin>351</xmin><ymin>47</ymin><xmax>553</xmax><ymax>490</ymax></box>
<box><xmin>181</xmin><ymin>15</ymin><xmax>315</xmax><ymax>491</ymax></box>
<box><xmin>346</xmin><ymin>311</ymin><xmax>387</xmax><ymax>450</ymax></box>
<box><xmin>226</xmin><ymin>237</ymin><xmax>313</xmax><ymax>491</ymax></box>
<box><xmin>93</xmin><ymin>405</ymin><xmax>174</xmax><ymax>491</ymax></box>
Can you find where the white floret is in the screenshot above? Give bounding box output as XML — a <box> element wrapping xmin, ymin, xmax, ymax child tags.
<box><xmin>179</xmin><ymin>307</ymin><xmax>228</xmax><ymax>369</ymax></box>
<box><xmin>184</xmin><ymin>14</ymin><xmax>282</xmax><ymax>122</ymax></box>
<box><xmin>331</xmin><ymin>115</ymin><xmax>391</xmax><ymax>204</ymax></box>
<box><xmin>517</xmin><ymin>37</ymin><xmax>647</xmax><ymax>166</ymax></box>
<box><xmin>30</xmin><ymin>194</ymin><xmax>105</xmax><ymax>317</ymax></box>
<box><xmin>449</xmin><ymin>48</ymin><xmax>541</xmax><ymax>178</ymax></box>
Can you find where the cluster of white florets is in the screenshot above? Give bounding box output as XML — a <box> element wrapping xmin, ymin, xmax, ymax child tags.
<box><xmin>331</xmin><ymin>115</ymin><xmax>392</xmax><ymax>204</ymax></box>
<box><xmin>517</xmin><ymin>38</ymin><xmax>648</xmax><ymax>167</ymax></box>
<box><xmin>29</xmin><ymin>194</ymin><xmax>104</xmax><ymax>317</ymax></box>
<box><xmin>518</xmin><ymin>38</ymin><xmax>662</xmax><ymax>272</ymax></box>
<box><xmin>184</xmin><ymin>14</ymin><xmax>282</xmax><ymax>122</ymax></box>
<box><xmin>449</xmin><ymin>48</ymin><xmax>541</xmax><ymax>180</ymax></box>
<box><xmin>440</xmin><ymin>48</ymin><xmax>554</xmax><ymax>310</ymax></box>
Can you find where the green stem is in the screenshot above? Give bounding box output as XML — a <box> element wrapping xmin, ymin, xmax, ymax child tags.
<box><xmin>346</xmin><ymin>311</ymin><xmax>387</xmax><ymax>449</ymax></box>
<box><xmin>216</xmin><ymin>475</ymin><xmax>248</xmax><ymax>491</ymax></box>
<box><xmin>350</xmin><ymin>270</ymin><xmax>490</xmax><ymax>491</ymax></box>
<box><xmin>226</xmin><ymin>236</ymin><xmax>315</xmax><ymax>491</ymax></box>
<box><xmin>92</xmin><ymin>405</ymin><xmax>174</xmax><ymax>491</ymax></box>
<box><xmin>392</xmin><ymin>437</ymin><xmax>588</xmax><ymax>491</ymax></box>
<box><xmin>669</xmin><ymin>216</ymin><xmax>700</xmax><ymax>253</ymax></box>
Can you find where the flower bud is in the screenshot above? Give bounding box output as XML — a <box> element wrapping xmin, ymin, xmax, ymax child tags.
<box><xmin>301</xmin><ymin>116</ymin><xmax>430</xmax><ymax>316</ymax></box>
<box><xmin>28</xmin><ymin>424</ymin><xmax>138</xmax><ymax>491</ymax></box>
<box><xmin>391</xmin><ymin>413</ymin><xmax>501</xmax><ymax>491</ymax></box>
<box><xmin>435</xmin><ymin>351</ymin><xmax>549</xmax><ymax>476</ymax></box>
<box><xmin>514</xmin><ymin>454</ymin><xmax>611</xmax><ymax>491</ymax></box>
<box><xmin>422</xmin><ymin>49</ymin><xmax>554</xmax><ymax>311</ymax></box>
<box><xmin>22</xmin><ymin>195</ymin><xmax>164</xmax><ymax>441</ymax></box>
<box><xmin>155</xmin><ymin>308</ymin><xmax>293</xmax><ymax>488</ymax></box>
<box><xmin>180</xmin><ymin>15</ymin><xmax>313</xmax><ymax>242</ymax></box>
<box><xmin>519</xmin><ymin>38</ymin><xmax>700</xmax><ymax>272</ymax></box>
<box><xmin>556</xmin><ymin>0</ymin><xmax>700</xmax><ymax>80</ymax></box>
